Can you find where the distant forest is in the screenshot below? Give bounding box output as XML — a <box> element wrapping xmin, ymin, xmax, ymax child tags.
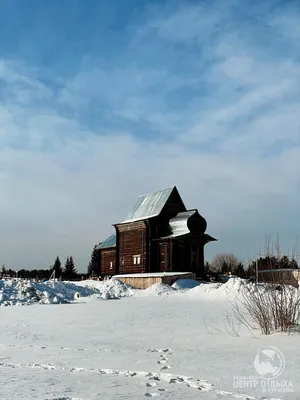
<box><xmin>1</xmin><ymin>246</ymin><xmax>298</xmax><ymax>281</ymax></box>
<box><xmin>1</xmin><ymin>256</ymin><xmax>87</xmax><ymax>281</ymax></box>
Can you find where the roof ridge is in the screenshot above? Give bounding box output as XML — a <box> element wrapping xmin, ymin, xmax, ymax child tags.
<box><xmin>120</xmin><ymin>186</ymin><xmax>177</xmax><ymax>224</ymax></box>
<box><xmin>138</xmin><ymin>185</ymin><xmax>176</xmax><ymax>198</ymax></box>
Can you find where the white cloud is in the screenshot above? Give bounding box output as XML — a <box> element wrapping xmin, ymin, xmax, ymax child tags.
<box><xmin>1</xmin><ymin>1</ymin><xmax>300</xmax><ymax>271</ymax></box>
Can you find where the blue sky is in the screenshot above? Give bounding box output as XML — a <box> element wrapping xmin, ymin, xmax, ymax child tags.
<box><xmin>1</xmin><ymin>0</ymin><xmax>300</xmax><ymax>271</ymax></box>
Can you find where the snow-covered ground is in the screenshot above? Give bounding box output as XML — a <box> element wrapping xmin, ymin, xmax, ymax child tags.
<box><xmin>0</xmin><ymin>277</ymin><xmax>299</xmax><ymax>399</ymax></box>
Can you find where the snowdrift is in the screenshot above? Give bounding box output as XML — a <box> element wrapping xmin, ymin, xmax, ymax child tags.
<box><xmin>171</xmin><ymin>278</ymin><xmax>200</xmax><ymax>290</ymax></box>
<box><xmin>140</xmin><ymin>283</ymin><xmax>177</xmax><ymax>296</ymax></box>
<box><xmin>135</xmin><ymin>276</ymin><xmax>247</xmax><ymax>299</ymax></box>
<box><xmin>100</xmin><ymin>278</ymin><xmax>135</xmax><ymax>299</ymax></box>
<box><xmin>79</xmin><ymin>276</ymin><xmax>249</xmax><ymax>299</ymax></box>
<box><xmin>0</xmin><ymin>279</ymin><xmax>99</xmax><ymax>306</ymax></box>
<box><xmin>1</xmin><ymin>276</ymin><xmax>269</xmax><ymax>306</ymax></box>
<box><xmin>187</xmin><ymin>276</ymin><xmax>247</xmax><ymax>300</ymax></box>
<box><xmin>73</xmin><ymin>278</ymin><xmax>135</xmax><ymax>299</ymax></box>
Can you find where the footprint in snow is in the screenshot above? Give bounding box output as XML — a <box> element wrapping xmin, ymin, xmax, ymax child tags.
<box><xmin>159</xmin><ymin>355</ymin><xmax>168</xmax><ymax>361</ymax></box>
<box><xmin>160</xmin><ymin>365</ymin><xmax>171</xmax><ymax>371</ymax></box>
<box><xmin>146</xmin><ymin>382</ymin><xmax>157</xmax><ymax>387</ymax></box>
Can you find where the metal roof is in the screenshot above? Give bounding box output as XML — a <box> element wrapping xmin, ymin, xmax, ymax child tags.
<box><xmin>202</xmin><ymin>233</ymin><xmax>217</xmax><ymax>243</ymax></box>
<box><xmin>157</xmin><ymin>210</ymin><xmax>196</xmax><ymax>239</ymax></box>
<box><xmin>121</xmin><ymin>186</ymin><xmax>176</xmax><ymax>223</ymax></box>
<box><xmin>159</xmin><ymin>232</ymin><xmax>217</xmax><ymax>241</ymax></box>
<box><xmin>158</xmin><ymin>210</ymin><xmax>217</xmax><ymax>241</ymax></box>
<box><xmin>168</xmin><ymin>210</ymin><xmax>197</xmax><ymax>236</ymax></box>
<box><xmin>95</xmin><ymin>234</ymin><xmax>116</xmax><ymax>250</ymax></box>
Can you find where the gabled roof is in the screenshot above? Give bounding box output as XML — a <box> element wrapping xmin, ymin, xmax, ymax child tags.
<box><xmin>120</xmin><ymin>186</ymin><xmax>181</xmax><ymax>224</ymax></box>
<box><xmin>95</xmin><ymin>234</ymin><xmax>116</xmax><ymax>250</ymax></box>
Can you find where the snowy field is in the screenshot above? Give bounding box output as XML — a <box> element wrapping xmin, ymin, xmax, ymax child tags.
<box><xmin>0</xmin><ymin>278</ymin><xmax>299</xmax><ymax>400</ymax></box>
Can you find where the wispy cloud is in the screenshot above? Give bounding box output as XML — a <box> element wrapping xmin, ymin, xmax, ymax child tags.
<box><xmin>0</xmin><ymin>0</ymin><xmax>299</xmax><ymax>270</ymax></box>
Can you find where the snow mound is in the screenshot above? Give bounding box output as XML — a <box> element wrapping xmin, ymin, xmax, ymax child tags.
<box><xmin>0</xmin><ymin>279</ymin><xmax>99</xmax><ymax>306</ymax></box>
<box><xmin>188</xmin><ymin>277</ymin><xmax>247</xmax><ymax>300</ymax></box>
<box><xmin>141</xmin><ymin>283</ymin><xmax>177</xmax><ymax>296</ymax></box>
<box><xmin>100</xmin><ymin>278</ymin><xmax>134</xmax><ymax>299</ymax></box>
<box><xmin>74</xmin><ymin>278</ymin><xmax>134</xmax><ymax>299</ymax></box>
<box><xmin>172</xmin><ymin>278</ymin><xmax>200</xmax><ymax>291</ymax></box>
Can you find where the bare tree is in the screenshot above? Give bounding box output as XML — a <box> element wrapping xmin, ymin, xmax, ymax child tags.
<box><xmin>210</xmin><ymin>253</ymin><xmax>241</xmax><ymax>273</ymax></box>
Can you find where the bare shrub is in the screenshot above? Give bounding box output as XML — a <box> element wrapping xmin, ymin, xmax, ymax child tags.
<box><xmin>232</xmin><ymin>276</ymin><xmax>300</xmax><ymax>335</ymax></box>
<box><xmin>224</xmin><ymin>311</ymin><xmax>241</xmax><ymax>337</ymax></box>
<box><xmin>233</xmin><ymin>235</ymin><xmax>300</xmax><ymax>335</ymax></box>
<box><xmin>203</xmin><ymin>311</ymin><xmax>242</xmax><ymax>337</ymax></box>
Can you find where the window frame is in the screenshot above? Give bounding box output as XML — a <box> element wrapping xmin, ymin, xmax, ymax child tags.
<box><xmin>133</xmin><ymin>255</ymin><xmax>141</xmax><ymax>265</ymax></box>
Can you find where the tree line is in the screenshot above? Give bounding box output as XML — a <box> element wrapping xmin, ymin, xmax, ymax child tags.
<box><xmin>1</xmin><ymin>256</ymin><xmax>82</xmax><ymax>280</ymax></box>
<box><xmin>2</xmin><ymin>244</ymin><xmax>298</xmax><ymax>281</ymax></box>
<box><xmin>204</xmin><ymin>252</ymin><xmax>298</xmax><ymax>279</ymax></box>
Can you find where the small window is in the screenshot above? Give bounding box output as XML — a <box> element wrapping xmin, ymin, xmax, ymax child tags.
<box><xmin>110</xmin><ymin>261</ymin><xmax>113</xmax><ymax>270</ymax></box>
<box><xmin>120</xmin><ymin>257</ymin><xmax>124</xmax><ymax>266</ymax></box>
<box><xmin>133</xmin><ymin>255</ymin><xmax>141</xmax><ymax>265</ymax></box>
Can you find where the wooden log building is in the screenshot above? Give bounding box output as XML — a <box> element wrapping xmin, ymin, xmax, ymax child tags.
<box><xmin>96</xmin><ymin>186</ymin><xmax>216</xmax><ymax>279</ymax></box>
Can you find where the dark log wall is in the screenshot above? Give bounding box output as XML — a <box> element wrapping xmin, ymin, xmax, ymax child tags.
<box><xmin>157</xmin><ymin>239</ymin><xmax>187</xmax><ymax>272</ymax></box>
<box><xmin>116</xmin><ymin>221</ymin><xmax>148</xmax><ymax>274</ymax></box>
<box><xmin>172</xmin><ymin>239</ymin><xmax>190</xmax><ymax>272</ymax></box>
<box><xmin>149</xmin><ymin>239</ymin><xmax>160</xmax><ymax>273</ymax></box>
<box><xmin>100</xmin><ymin>248</ymin><xmax>117</xmax><ymax>276</ymax></box>
<box><xmin>198</xmin><ymin>244</ymin><xmax>204</xmax><ymax>276</ymax></box>
<box><xmin>157</xmin><ymin>236</ymin><xmax>205</xmax><ymax>277</ymax></box>
<box><xmin>147</xmin><ymin>219</ymin><xmax>160</xmax><ymax>272</ymax></box>
<box><xmin>99</xmin><ymin>235</ymin><xmax>206</xmax><ymax>277</ymax></box>
<box><xmin>159</xmin><ymin>242</ymin><xmax>168</xmax><ymax>271</ymax></box>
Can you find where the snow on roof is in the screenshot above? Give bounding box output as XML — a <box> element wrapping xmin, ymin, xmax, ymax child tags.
<box><xmin>95</xmin><ymin>234</ymin><xmax>116</xmax><ymax>250</ymax></box>
<box><xmin>120</xmin><ymin>186</ymin><xmax>176</xmax><ymax>224</ymax></box>
<box><xmin>168</xmin><ymin>209</ymin><xmax>197</xmax><ymax>237</ymax></box>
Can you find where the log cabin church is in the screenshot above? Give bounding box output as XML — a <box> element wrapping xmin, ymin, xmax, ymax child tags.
<box><xmin>96</xmin><ymin>186</ymin><xmax>216</xmax><ymax>279</ymax></box>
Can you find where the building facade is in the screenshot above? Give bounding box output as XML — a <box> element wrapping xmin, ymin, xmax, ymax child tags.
<box><xmin>96</xmin><ymin>186</ymin><xmax>216</xmax><ymax>278</ymax></box>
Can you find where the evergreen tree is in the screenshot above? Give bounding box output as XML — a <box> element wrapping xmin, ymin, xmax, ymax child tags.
<box><xmin>87</xmin><ymin>245</ymin><xmax>100</xmax><ymax>276</ymax></box>
<box><xmin>64</xmin><ymin>256</ymin><xmax>78</xmax><ymax>280</ymax></box>
<box><xmin>63</xmin><ymin>257</ymin><xmax>70</xmax><ymax>280</ymax></box>
<box><xmin>290</xmin><ymin>258</ymin><xmax>298</xmax><ymax>269</ymax></box>
<box><xmin>1</xmin><ymin>264</ymin><xmax>6</xmax><ymax>276</ymax></box>
<box><xmin>250</xmin><ymin>255</ymin><xmax>298</xmax><ymax>271</ymax></box>
<box><xmin>279</xmin><ymin>255</ymin><xmax>298</xmax><ymax>269</ymax></box>
<box><xmin>52</xmin><ymin>256</ymin><xmax>63</xmax><ymax>278</ymax></box>
<box><xmin>245</xmin><ymin>264</ymin><xmax>256</xmax><ymax>279</ymax></box>
<box><xmin>233</xmin><ymin>263</ymin><xmax>246</xmax><ymax>278</ymax></box>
